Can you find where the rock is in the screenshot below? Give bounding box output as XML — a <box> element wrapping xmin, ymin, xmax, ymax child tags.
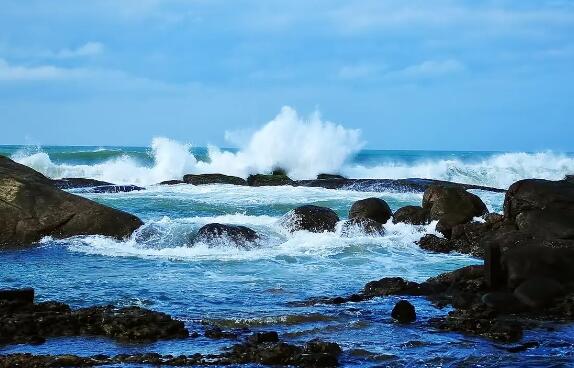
<box><xmin>248</xmin><ymin>331</ymin><xmax>279</xmax><ymax>344</ymax></box>
<box><xmin>247</xmin><ymin>173</ymin><xmax>294</xmax><ymax>187</ymax></box>
<box><xmin>362</xmin><ymin>277</ymin><xmax>428</xmax><ymax>298</ymax></box>
<box><xmin>194</xmin><ymin>223</ymin><xmax>258</xmax><ymax>247</ymax></box>
<box><xmin>502</xmin><ymin>246</ymin><xmax>574</xmax><ymax>288</ymax></box>
<box><xmin>316</xmin><ymin>173</ymin><xmax>346</xmax><ymax>180</ymax></box>
<box><xmin>349</xmin><ymin>197</ymin><xmax>392</xmax><ymax>224</ymax></box>
<box><xmin>504</xmin><ymin>179</ymin><xmax>574</xmax><ymax>241</ymax></box>
<box><xmin>484</xmin><ymin>213</ymin><xmax>503</xmax><ymax>224</ymax></box>
<box><xmin>392</xmin><ymin>206</ymin><xmax>430</xmax><ymax>225</ymax></box>
<box><xmin>158</xmin><ymin>179</ymin><xmax>184</xmax><ymax>185</ymax></box>
<box><xmin>0</xmin><ymin>290</ymin><xmax>188</xmax><ymax>346</ymax></box>
<box><xmin>0</xmin><ymin>288</ymin><xmax>34</xmax><ymax>304</ymax></box>
<box><xmin>280</xmin><ymin>205</ymin><xmax>339</xmax><ymax>233</ymax></box>
<box><xmin>204</xmin><ymin>326</ymin><xmax>238</xmax><ymax>339</ymax></box>
<box><xmin>0</xmin><ymin>156</ymin><xmax>143</xmax><ymax>247</ymax></box>
<box><xmin>481</xmin><ymin>292</ymin><xmax>524</xmax><ymax>313</ymax></box>
<box><xmin>183</xmin><ymin>174</ymin><xmax>247</xmax><ymax>186</ymax></box>
<box><xmin>81</xmin><ymin>184</ymin><xmax>144</xmax><ymax>193</ymax></box>
<box><xmin>513</xmin><ymin>277</ymin><xmax>564</xmax><ymax>309</ymax></box>
<box><xmin>423</xmin><ymin>185</ymin><xmax>488</xmax><ymax>238</ymax></box>
<box><xmin>484</xmin><ymin>244</ymin><xmax>505</xmax><ymax>289</ymax></box>
<box><xmin>391</xmin><ymin>300</ymin><xmax>416</xmax><ymax>323</ymax></box>
<box><xmin>417</xmin><ymin>234</ymin><xmax>454</xmax><ymax>253</ymax></box>
<box><xmin>52</xmin><ymin>177</ymin><xmax>113</xmax><ymax>189</ymax></box>
<box><xmin>566</xmin><ymin>175</ymin><xmax>574</xmax><ymax>183</ymax></box>
<box><xmin>340</xmin><ymin>218</ymin><xmax>384</xmax><ymax>236</ymax></box>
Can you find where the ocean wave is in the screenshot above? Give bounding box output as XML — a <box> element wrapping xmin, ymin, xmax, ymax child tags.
<box><xmin>10</xmin><ymin>106</ymin><xmax>574</xmax><ymax>188</ymax></box>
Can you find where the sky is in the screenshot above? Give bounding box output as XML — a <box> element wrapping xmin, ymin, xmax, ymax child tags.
<box><xmin>0</xmin><ymin>0</ymin><xmax>573</xmax><ymax>151</ymax></box>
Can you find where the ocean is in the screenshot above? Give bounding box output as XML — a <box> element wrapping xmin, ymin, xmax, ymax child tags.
<box><xmin>1</xmin><ymin>142</ymin><xmax>574</xmax><ymax>367</ymax></box>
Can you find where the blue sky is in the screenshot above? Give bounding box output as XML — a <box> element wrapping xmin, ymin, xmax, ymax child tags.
<box><xmin>0</xmin><ymin>0</ymin><xmax>573</xmax><ymax>150</ymax></box>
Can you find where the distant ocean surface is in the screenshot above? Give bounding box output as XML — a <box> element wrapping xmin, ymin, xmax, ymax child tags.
<box><xmin>1</xmin><ymin>143</ymin><xmax>574</xmax><ymax>367</ymax></box>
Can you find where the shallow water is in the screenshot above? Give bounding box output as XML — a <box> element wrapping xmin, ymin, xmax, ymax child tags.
<box><xmin>1</xmin><ymin>145</ymin><xmax>574</xmax><ymax>366</ymax></box>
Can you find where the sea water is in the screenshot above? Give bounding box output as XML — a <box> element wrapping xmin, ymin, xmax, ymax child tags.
<box><xmin>1</xmin><ymin>137</ymin><xmax>574</xmax><ymax>366</ymax></box>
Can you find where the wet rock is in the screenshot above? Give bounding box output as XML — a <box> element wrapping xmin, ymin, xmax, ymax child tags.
<box><xmin>484</xmin><ymin>244</ymin><xmax>505</xmax><ymax>289</ymax></box>
<box><xmin>363</xmin><ymin>277</ymin><xmax>429</xmax><ymax>298</ymax></box>
<box><xmin>0</xmin><ymin>155</ymin><xmax>143</xmax><ymax>247</ymax></box>
<box><xmin>566</xmin><ymin>175</ymin><xmax>574</xmax><ymax>183</ymax></box>
<box><xmin>417</xmin><ymin>234</ymin><xmax>455</xmax><ymax>253</ymax></box>
<box><xmin>423</xmin><ymin>185</ymin><xmax>488</xmax><ymax>238</ymax></box>
<box><xmin>481</xmin><ymin>292</ymin><xmax>524</xmax><ymax>313</ymax></box>
<box><xmin>504</xmin><ymin>179</ymin><xmax>574</xmax><ymax>241</ymax></box>
<box><xmin>204</xmin><ymin>326</ymin><xmax>238</xmax><ymax>339</ymax></box>
<box><xmin>247</xmin><ymin>331</ymin><xmax>279</xmax><ymax>344</ymax></box>
<box><xmin>502</xmin><ymin>246</ymin><xmax>574</xmax><ymax>288</ymax></box>
<box><xmin>159</xmin><ymin>179</ymin><xmax>185</xmax><ymax>185</ymax></box>
<box><xmin>82</xmin><ymin>184</ymin><xmax>144</xmax><ymax>193</ymax></box>
<box><xmin>0</xmin><ymin>289</ymin><xmax>188</xmax><ymax>346</ymax></box>
<box><xmin>280</xmin><ymin>205</ymin><xmax>340</xmax><ymax>233</ymax></box>
<box><xmin>183</xmin><ymin>173</ymin><xmax>247</xmax><ymax>186</ymax></box>
<box><xmin>340</xmin><ymin>217</ymin><xmax>384</xmax><ymax>236</ymax></box>
<box><xmin>316</xmin><ymin>173</ymin><xmax>346</xmax><ymax>180</ymax></box>
<box><xmin>349</xmin><ymin>197</ymin><xmax>392</xmax><ymax>224</ymax></box>
<box><xmin>392</xmin><ymin>205</ymin><xmax>430</xmax><ymax>225</ymax></box>
<box><xmin>247</xmin><ymin>173</ymin><xmax>294</xmax><ymax>186</ymax></box>
<box><xmin>0</xmin><ymin>288</ymin><xmax>34</xmax><ymax>303</ymax></box>
<box><xmin>513</xmin><ymin>277</ymin><xmax>564</xmax><ymax>309</ymax></box>
<box><xmin>391</xmin><ymin>300</ymin><xmax>416</xmax><ymax>323</ymax></box>
<box><xmin>484</xmin><ymin>213</ymin><xmax>503</xmax><ymax>224</ymax></box>
<box><xmin>52</xmin><ymin>177</ymin><xmax>113</xmax><ymax>189</ymax></box>
<box><xmin>194</xmin><ymin>223</ymin><xmax>259</xmax><ymax>247</ymax></box>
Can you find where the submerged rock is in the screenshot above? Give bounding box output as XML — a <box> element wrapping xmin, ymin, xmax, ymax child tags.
<box><xmin>183</xmin><ymin>173</ymin><xmax>247</xmax><ymax>186</ymax></box>
<box><xmin>0</xmin><ymin>155</ymin><xmax>143</xmax><ymax>247</ymax></box>
<box><xmin>423</xmin><ymin>185</ymin><xmax>488</xmax><ymax>238</ymax></box>
<box><xmin>349</xmin><ymin>197</ymin><xmax>392</xmax><ymax>224</ymax></box>
<box><xmin>340</xmin><ymin>218</ymin><xmax>385</xmax><ymax>236</ymax></box>
<box><xmin>391</xmin><ymin>300</ymin><xmax>416</xmax><ymax>323</ymax></box>
<box><xmin>392</xmin><ymin>205</ymin><xmax>430</xmax><ymax>225</ymax></box>
<box><xmin>194</xmin><ymin>223</ymin><xmax>259</xmax><ymax>247</ymax></box>
<box><xmin>280</xmin><ymin>205</ymin><xmax>340</xmax><ymax>233</ymax></box>
<box><xmin>247</xmin><ymin>173</ymin><xmax>294</xmax><ymax>186</ymax></box>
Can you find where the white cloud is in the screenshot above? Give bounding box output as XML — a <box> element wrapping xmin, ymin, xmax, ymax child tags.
<box><xmin>0</xmin><ymin>58</ymin><xmax>87</xmax><ymax>80</ymax></box>
<box><xmin>390</xmin><ymin>59</ymin><xmax>465</xmax><ymax>79</ymax></box>
<box><xmin>53</xmin><ymin>42</ymin><xmax>104</xmax><ymax>59</ymax></box>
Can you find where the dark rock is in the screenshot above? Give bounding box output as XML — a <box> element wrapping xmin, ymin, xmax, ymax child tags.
<box><xmin>481</xmin><ymin>292</ymin><xmax>524</xmax><ymax>313</ymax></box>
<box><xmin>391</xmin><ymin>300</ymin><xmax>416</xmax><ymax>323</ymax></box>
<box><xmin>0</xmin><ymin>155</ymin><xmax>143</xmax><ymax>247</ymax></box>
<box><xmin>392</xmin><ymin>205</ymin><xmax>430</xmax><ymax>225</ymax></box>
<box><xmin>183</xmin><ymin>174</ymin><xmax>247</xmax><ymax>186</ymax></box>
<box><xmin>316</xmin><ymin>173</ymin><xmax>346</xmax><ymax>180</ymax></box>
<box><xmin>158</xmin><ymin>179</ymin><xmax>184</xmax><ymax>185</ymax></box>
<box><xmin>0</xmin><ymin>288</ymin><xmax>34</xmax><ymax>304</ymax></box>
<box><xmin>363</xmin><ymin>277</ymin><xmax>428</xmax><ymax>298</ymax></box>
<box><xmin>272</xmin><ymin>168</ymin><xmax>287</xmax><ymax>176</ymax></box>
<box><xmin>417</xmin><ymin>234</ymin><xmax>454</xmax><ymax>253</ymax></box>
<box><xmin>194</xmin><ymin>223</ymin><xmax>258</xmax><ymax>247</ymax></box>
<box><xmin>349</xmin><ymin>197</ymin><xmax>392</xmax><ymax>224</ymax></box>
<box><xmin>423</xmin><ymin>185</ymin><xmax>488</xmax><ymax>238</ymax></box>
<box><xmin>248</xmin><ymin>331</ymin><xmax>279</xmax><ymax>344</ymax></box>
<box><xmin>0</xmin><ymin>291</ymin><xmax>188</xmax><ymax>346</ymax></box>
<box><xmin>514</xmin><ymin>277</ymin><xmax>564</xmax><ymax>309</ymax></box>
<box><xmin>82</xmin><ymin>184</ymin><xmax>144</xmax><ymax>193</ymax></box>
<box><xmin>504</xmin><ymin>179</ymin><xmax>574</xmax><ymax>241</ymax></box>
<box><xmin>340</xmin><ymin>218</ymin><xmax>384</xmax><ymax>236</ymax></box>
<box><xmin>280</xmin><ymin>205</ymin><xmax>339</xmax><ymax>233</ymax></box>
<box><xmin>484</xmin><ymin>213</ymin><xmax>503</xmax><ymax>224</ymax></box>
<box><xmin>247</xmin><ymin>173</ymin><xmax>294</xmax><ymax>187</ymax></box>
<box><xmin>566</xmin><ymin>175</ymin><xmax>574</xmax><ymax>183</ymax></box>
<box><xmin>502</xmin><ymin>246</ymin><xmax>574</xmax><ymax>287</ymax></box>
<box><xmin>204</xmin><ymin>326</ymin><xmax>238</xmax><ymax>339</ymax></box>
<box><xmin>52</xmin><ymin>177</ymin><xmax>113</xmax><ymax>189</ymax></box>
<box><xmin>484</xmin><ymin>244</ymin><xmax>505</xmax><ymax>290</ymax></box>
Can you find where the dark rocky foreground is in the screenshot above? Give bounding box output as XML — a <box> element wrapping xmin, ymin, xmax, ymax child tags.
<box><xmin>0</xmin><ymin>289</ymin><xmax>341</xmax><ymax>367</ymax></box>
<box><xmin>0</xmin><ymin>335</ymin><xmax>341</xmax><ymax>367</ymax></box>
<box><xmin>0</xmin><ymin>156</ymin><xmax>143</xmax><ymax>248</ymax></box>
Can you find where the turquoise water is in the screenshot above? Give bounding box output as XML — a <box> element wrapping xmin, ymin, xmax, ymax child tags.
<box><xmin>1</xmin><ymin>145</ymin><xmax>574</xmax><ymax>367</ymax></box>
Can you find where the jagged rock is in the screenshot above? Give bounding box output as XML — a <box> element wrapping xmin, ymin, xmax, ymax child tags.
<box><xmin>247</xmin><ymin>173</ymin><xmax>294</xmax><ymax>187</ymax></box>
<box><xmin>423</xmin><ymin>185</ymin><xmax>488</xmax><ymax>238</ymax></box>
<box><xmin>340</xmin><ymin>218</ymin><xmax>384</xmax><ymax>236</ymax></box>
<box><xmin>349</xmin><ymin>197</ymin><xmax>392</xmax><ymax>224</ymax></box>
<box><xmin>183</xmin><ymin>174</ymin><xmax>247</xmax><ymax>186</ymax></box>
<box><xmin>417</xmin><ymin>234</ymin><xmax>454</xmax><ymax>253</ymax></box>
<box><xmin>392</xmin><ymin>205</ymin><xmax>430</xmax><ymax>225</ymax></box>
<box><xmin>391</xmin><ymin>300</ymin><xmax>416</xmax><ymax>323</ymax></box>
<box><xmin>0</xmin><ymin>155</ymin><xmax>143</xmax><ymax>247</ymax></box>
<box><xmin>280</xmin><ymin>205</ymin><xmax>339</xmax><ymax>233</ymax></box>
<box><xmin>194</xmin><ymin>223</ymin><xmax>258</xmax><ymax>247</ymax></box>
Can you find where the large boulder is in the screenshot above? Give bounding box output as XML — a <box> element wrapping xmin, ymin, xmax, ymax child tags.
<box><xmin>504</xmin><ymin>179</ymin><xmax>574</xmax><ymax>241</ymax></box>
<box><xmin>280</xmin><ymin>205</ymin><xmax>340</xmax><ymax>233</ymax></box>
<box><xmin>391</xmin><ymin>300</ymin><xmax>416</xmax><ymax>323</ymax></box>
<box><xmin>194</xmin><ymin>223</ymin><xmax>258</xmax><ymax>247</ymax></box>
<box><xmin>183</xmin><ymin>174</ymin><xmax>247</xmax><ymax>186</ymax></box>
<box><xmin>0</xmin><ymin>156</ymin><xmax>143</xmax><ymax>247</ymax></box>
<box><xmin>423</xmin><ymin>185</ymin><xmax>488</xmax><ymax>238</ymax></box>
<box><xmin>392</xmin><ymin>205</ymin><xmax>430</xmax><ymax>225</ymax></box>
<box><xmin>349</xmin><ymin>198</ymin><xmax>392</xmax><ymax>224</ymax></box>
